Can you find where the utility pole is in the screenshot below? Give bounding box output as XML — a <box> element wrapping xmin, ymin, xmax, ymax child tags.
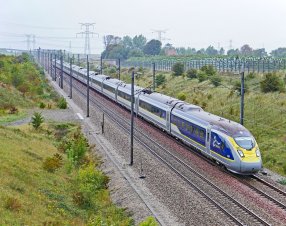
<box><xmin>118</xmin><ymin>58</ymin><xmax>121</xmax><ymax>80</ymax></box>
<box><xmin>77</xmin><ymin>23</ymin><xmax>97</xmax><ymax>55</ymax></box>
<box><xmin>86</xmin><ymin>55</ymin><xmax>90</xmax><ymax>117</ymax></box>
<box><xmin>100</xmin><ymin>55</ymin><xmax>103</xmax><ymax>74</ymax></box>
<box><xmin>130</xmin><ymin>71</ymin><xmax>135</xmax><ymax>166</ymax></box>
<box><xmin>54</xmin><ymin>54</ymin><xmax>57</xmax><ymax>81</ymax></box>
<box><xmin>240</xmin><ymin>72</ymin><xmax>245</xmax><ymax>125</ymax></box>
<box><xmin>60</xmin><ymin>52</ymin><xmax>63</xmax><ymax>89</ymax></box>
<box><xmin>152</xmin><ymin>62</ymin><xmax>156</xmax><ymax>91</ymax></box>
<box><xmin>69</xmin><ymin>58</ymin><xmax>73</xmax><ymax>99</ymax></box>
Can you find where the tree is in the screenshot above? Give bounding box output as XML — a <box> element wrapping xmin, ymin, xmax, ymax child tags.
<box><xmin>205</xmin><ymin>46</ymin><xmax>218</xmax><ymax>56</ymax></box>
<box><xmin>219</xmin><ymin>47</ymin><xmax>225</xmax><ymax>55</ymax></box>
<box><xmin>260</xmin><ymin>73</ymin><xmax>284</xmax><ymax>93</ymax></box>
<box><xmin>270</xmin><ymin>48</ymin><xmax>286</xmax><ymax>58</ymax></box>
<box><xmin>227</xmin><ymin>48</ymin><xmax>240</xmax><ymax>56</ymax></box>
<box><xmin>172</xmin><ymin>62</ymin><xmax>184</xmax><ymax>76</ymax></box>
<box><xmin>240</xmin><ymin>44</ymin><xmax>253</xmax><ymax>56</ymax></box>
<box><xmin>31</xmin><ymin>112</ymin><xmax>44</xmax><ymax>130</ymax></box>
<box><xmin>155</xmin><ymin>74</ymin><xmax>166</xmax><ymax>87</ymax></box>
<box><xmin>133</xmin><ymin>35</ymin><xmax>147</xmax><ymax>50</ymax></box>
<box><xmin>253</xmin><ymin>48</ymin><xmax>267</xmax><ymax>57</ymax></box>
<box><xmin>103</xmin><ymin>35</ymin><xmax>121</xmax><ymax>49</ymax></box>
<box><xmin>127</xmin><ymin>49</ymin><xmax>144</xmax><ymax>58</ymax></box>
<box><xmin>143</xmin><ymin>39</ymin><xmax>162</xmax><ymax>55</ymax></box>
<box><xmin>122</xmin><ymin>36</ymin><xmax>133</xmax><ymax>49</ymax></box>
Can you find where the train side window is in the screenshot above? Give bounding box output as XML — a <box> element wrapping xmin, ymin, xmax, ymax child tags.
<box><xmin>195</xmin><ymin>128</ymin><xmax>199</xmax><ymax>136</ymax></box>
<box><xmin>199</xmin><ymin>130</ymin><xmax>204</xmax><ymax>139</ymax></box>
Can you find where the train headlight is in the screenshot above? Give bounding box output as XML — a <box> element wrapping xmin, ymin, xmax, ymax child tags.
<box><xmin>237</xmin><ymin>150</ymin><xmax>244</xmax><ymax>158</ymax></box>
<box><xmin>256</xmin><ymin>149</ymin><xmax>260</xmax><ymax>157</ymax></box>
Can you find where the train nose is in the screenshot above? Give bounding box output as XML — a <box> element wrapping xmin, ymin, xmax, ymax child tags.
<box><xmin>240</xmin><ymin>160</ymin><xmax>262</xmax><ymax>173</ymax></box>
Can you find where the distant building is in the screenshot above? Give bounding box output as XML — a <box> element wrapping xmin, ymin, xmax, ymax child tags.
<box><xmin>165</xmin><ymin>48</ymin><xmax>177</xmax><ymax>56</ymax></box>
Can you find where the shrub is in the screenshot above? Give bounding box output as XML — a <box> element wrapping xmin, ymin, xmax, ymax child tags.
<box><xmin>197</xmin><ymin>71</ymin><xmax>208</xmax><ymax>82</ymax></box>
<box><xmin>177</xmin><ymin>93</ymin><xmax>186</xmax><ymax>101</ymax></box>
<box><xmin>43</xmin><ymin>153</ymin><xmax>63</xmax><ymax>173</ymax></box>
<box><xmin>200</xmin><ymin>65</ymin><xmax>216</xmax><ymax>76</ymax></box>
<box><xmin>186</xmin><ymin>68</ymin><xmax>197</xmax><ymax>79</ymax></box>
<box><xmin>39</xmin><ymin>102</ymin><xmax>46</xmax><ymax>109</ymax></box>
<box><xmin>78</xmin><ymin>164</ymin><xmax>109</xmax><ymax>193</ymax></box>
<box><xmin>155</xmin><ymin>74</ymin><xmax>166</xmax><ymax>87</ymax></box>
<box><xmin>139</xmin><ymin>216</ymin><xmax>158</xmax><ymax>226</ymax></box>
<box><xmin>172</xmin><ymin>62</ymin><xmax>184</xmax><ymax>76</ymax></box>
<box><xmin>67</xmin><ymin>131</ymin><xmax>89</xmax><ymax>166</ymax></box>
<box><xmin>233</xmin><ymin>81</ymin><xmax>248</xmax><ymax>95</ymax></box>
<box><xmin>278</xmin><ymin>179</ymin><xmax>286</xmax><ymax>185</ymax></box>
<box><xmin>5</xmin><ymin>197</ymin><xmax>21</xmax><ymax>212</ymax></box>
<box><xmin>9</xmin><ymin>106</ymin><xmax>18</xmax><ymax>114</ymax></box>
<box><xmin>57</xmin><ymin>97</ymin><xmax>67</xmax><ymax>109</ymax></box>
<box><xmin>246</xmin><ymin>72</ymin><xmax>256</xmax><ymax>80</ymax></box>
<box><xmin>210</xmin><ymin>75</ymin><xmax>222</xmax><ymax>87</ymax></box>
<box><xmin>31</xmin><ymin>112</ymin><xmax>44</xmax><ymax>130</ymax></box>
<box><xmin>260</xmin><ymin>73</ymin><xmax>285</xmax><ymax>93</ymax></box>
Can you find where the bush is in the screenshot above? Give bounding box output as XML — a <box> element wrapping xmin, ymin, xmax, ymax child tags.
<box><xmin>200</xmin><ymin>65</ymin><xmax>216</xmax><ymax>76</ymax></box>
<box><xmin>246</xmin><ymin>72</ymin><xmax>256</xmax><ymax>80</ymax></box>
<box><xmin>177</xmin><ymin>92</ymin><xmax>186</xmax><ymax>101</ymax></box>
<box><xmin>186</xmin><ymin>68</ymin><xmax>197</xmax><ymax>79</ymax></box>
<box><xmin>57</xmin><ymin>97</ymin><xmax>67</xmax><ymax>109</ymax></box>
<box><xmin>9</xmin><ymin>106</ymin><xmax>18</xmax><ymax>114</ymax></box>
<box><xmin>233</xmin><ymin>81</ymin><xmax>248</xmax><ymax>95</ymax></box>
<box><xmin>260</xmin><ymin>73</ymin><xmax>285</xmax><ymax>93</ymax></box>
<box><xmin>210</xmin><ymin>75</ymin><xmax>222</xmax><ymax>87</ymax></box>
<box><xmin>5</xmin><ymin>197</ymin><xmax>21</xmax><ymax>212</ymax></box>
<box><xmin>172</xmin><ymin>62</ymin><xmax>184</xmax><ymax>76</ymax></box>
<box><xmin>39</xmin><ymin>102</ymin><xmax>46</xmax><ymax>109</ymax></box>
<box><xmin>155</xmin><ymin>74</ymin><xmax>166</xmax><ymax>87</ymax></box>
<box><xmin>31</xmin><ymin>112</ymin><xmax>44</xmax><ymax>130</ymax></box>
<box><xmin>197</xmin><ymin>71</ymin><xmax>208</xmax><ymax>82</ymax></box>
<box><xmin>139</xmin><ymin>216</ymin><xmax>158</xmax><ymax>226</ymax></box>
<box><xmin>43</xmin><ymin>153</ymin><xmax>63</xmax><ymax>173</ymax></box>
<box><xmin>67</xmin><ymin>130</ymin><xmax>89</xmax><ymax>166</ymax></box>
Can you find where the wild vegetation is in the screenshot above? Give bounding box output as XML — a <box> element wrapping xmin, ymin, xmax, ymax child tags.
<box><xmin>0</xmin><ymin>54</ymin><xmax>61</xmax><ymax>124</ymax></box>
<box><xmin>109</xmin><ymin>65</ymin><xmax>286</xmax><ymax>176</ymax></box>
<box><xmin>0</xmin><ymin>122</ymin><xmax>138</xmax><ymax>225</ymax></box>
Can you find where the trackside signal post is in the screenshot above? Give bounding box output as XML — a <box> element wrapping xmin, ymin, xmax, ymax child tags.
<box><xmin>130</xmin><ymin>71</ymin><xmax>135</xmax><ymax>166</ymax></box>
<box><xmin>152</xmin><ymin>62</ymin><xmax>156</xmax><ymax>91</ymax></box>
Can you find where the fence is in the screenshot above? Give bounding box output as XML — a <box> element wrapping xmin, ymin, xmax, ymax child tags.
<box><xmin>121</xmin><ymin>58</ymin><xmax>286</xmax><ymax>73</ymax></box>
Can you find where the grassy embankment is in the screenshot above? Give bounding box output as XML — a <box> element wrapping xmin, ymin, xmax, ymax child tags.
<box><xmin>0</xmin><ymin>122</ymin><xmax>136</xmax><ymax>225</ymax></box>
<box><xmin>0</xmin><ymin>53</ymin><xmax>60</xmax><ymax>124</ymax></box>
<box><xmin>105</xmin><ymin>65</ymin><xmax>286</xmax><ymax>178</ymax></box>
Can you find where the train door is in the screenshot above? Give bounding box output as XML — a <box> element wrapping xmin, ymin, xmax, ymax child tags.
<box><xmin>166</xmin><ymin>110</ymin><xmax>171</xmax><ymax>132</ymax></box>
<box><xmin>206</xmin><ymin>125</ymin><xmax>212</xmax><ymax>155</ymax></box>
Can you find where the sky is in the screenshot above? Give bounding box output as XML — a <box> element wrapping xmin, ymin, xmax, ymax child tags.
<box><xmin>0</xmin><ymin>0</ymin><xmax>286</xmax><ymax>54</ymax></box>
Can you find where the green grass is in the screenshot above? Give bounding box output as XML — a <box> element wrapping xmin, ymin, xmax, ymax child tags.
<box><xmin>0</xmin><ymin>110</ymin><xmax>27</xmax><ymax>125</ymax></box>
<box><xmin>118</xmin><ymin>67</ymin><xmax>286</xmax><ymax>176</ymax></box>
<box><xmin>0</xmin><ymin>123</ymin><xmax>134</xmax><ymax>225</ymax></box>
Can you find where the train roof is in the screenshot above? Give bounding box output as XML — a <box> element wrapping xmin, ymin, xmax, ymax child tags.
<box><xmin>191</xmin><ymin>110</ymin><xmax>252</xmax><ymax>137</ymax></box>
<box><xmin>141</xmin><ymin>92</ymin><xmax>178</xmax><ymax>106</ymax></box>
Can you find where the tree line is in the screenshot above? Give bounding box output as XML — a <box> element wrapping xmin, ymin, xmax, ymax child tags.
<box><xmin>101</xmin><ymin>34</ymin><xmax>286</xmax><ymax>59</ymax></box>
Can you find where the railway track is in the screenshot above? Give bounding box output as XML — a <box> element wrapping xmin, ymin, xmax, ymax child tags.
<box><xmin>61</xmin><ymin>73</ymin><xmax>271</xmax><ymax>225</ymax></box>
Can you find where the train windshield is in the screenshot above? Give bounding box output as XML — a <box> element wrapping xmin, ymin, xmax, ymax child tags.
<box><xmin>234</xmin><ymin>137</ymin><xmax>255</xmax><ymax>150</ymax></box>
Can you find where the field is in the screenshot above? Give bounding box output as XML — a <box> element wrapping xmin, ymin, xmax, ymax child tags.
<box><xmin>107</xmin><ymin>66</ymin><xmax>286</xmax><ymax>176</ymax></box>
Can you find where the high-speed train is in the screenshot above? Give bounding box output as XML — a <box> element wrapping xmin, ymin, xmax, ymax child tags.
<box><xmin>56</xmin><ymin>60</ymin><xmax>262</xmax><ymax>175</ymax></box>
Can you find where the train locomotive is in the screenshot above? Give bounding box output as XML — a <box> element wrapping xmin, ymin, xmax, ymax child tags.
<box><xmin>57</xmin><ymin>60</ymin><xmax>262</xmax><ymax>175</ymax></box>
